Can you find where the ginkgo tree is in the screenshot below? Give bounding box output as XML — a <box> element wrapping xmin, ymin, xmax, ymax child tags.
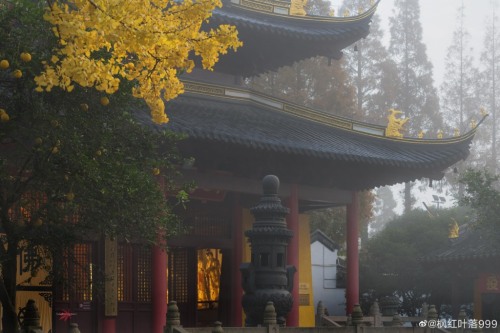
<box><xmin>0</xmin><ymin>0</ymin><xmax>239</xmax><ymax>331</ymax></box>
<box><xmin>36</xmin><ymin>0</ymin><xmax>242</xmax><ymax>124</ymax></box>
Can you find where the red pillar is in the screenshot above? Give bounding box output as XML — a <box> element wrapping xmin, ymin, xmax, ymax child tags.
<box><xmin>152</xmin><ymin>175</ymin><xmax>167</xmax><ymax>333</ymax></box>
<box><xmin>346</xmin><ymin>191</ymin><xmax>360</xmax><ymax>315</ymax></box>
<box><xmin>286</xmin><ymin>184</ymin><xmax>299</xmax><ymax>326</ymax></box>
<box><xmin>102</xmin><ymin>318</ymin><xmax>116</xmax><ymax>333</ymax></box>
<box><xmin>232</xmin><ymin>200</ymin><xmax>243</xmax><ymax>326</ymax></box>
<box><xmin>152</xmin><ymin>245</ymin><xmax>167</xmax><ymax>333</ymax></box>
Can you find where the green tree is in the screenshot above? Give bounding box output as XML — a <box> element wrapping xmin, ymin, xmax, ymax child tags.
<box><xmin>440</xmin><ymin>3</ymin><xmax>480</xmax><ymax>137</ymax></box>
<box><xmin>440</xmin><ymin>2</ymin><xmax>482</xmax><ymax>199</ymax></box>
<box><xmin>340</xmin><ymin>1</ymin><xmax>399</xmax><ymax>126</ymax></box>
<box><xmin>309</xmin><ymin>191</ymin><xmax>374</xmax><ymax>252</ymax></box>
<box><xmin>389</xmin><ymin>0</ymin><xmax>441</xmax><ymax>134</ymax></box>
<box><xmin>370</xmin><ymin>186</ymin><xmax>397</xmax><ymax>235</ymax></box>
<box><xmin>247</xmin><ymin>56</ymin><xmax>357</xmax><ymax>118</ymax></box>
<box><xmin>478</xmin><ymin>5</ymin><xmax>500</xmax><ymax>174</ymax></box>
<box><xmin>459</xmin><ymin>169</ymin><xmax>500</xmax><ymax>242</ymax></box>
<box><xmin>305</xmin><ymin>0</ymin><xmax>331</xmax><ymax>16</ymax></box>
<box><xmin>0</xmin><ymin>2</ymin><xmax>189</xmax><ymax>330</ymax></box>
<box><xmin>360</xmin><ymin>207</ymin><xmax>472</xmax><ymax>316</ymax></box>
<box><xmin>309</xmin><ymin>207</ymin><xmax>347</xmax><ymax>251</ymax></box>
<box><xmin>246</xmin><ymin>0</ymin><xmax>357</xmax><ymax>118</ymax></box>
<box><xmin>388</xmin><ymin>0</ymin><xmax>442</xmax><ymax>212</ymax></box>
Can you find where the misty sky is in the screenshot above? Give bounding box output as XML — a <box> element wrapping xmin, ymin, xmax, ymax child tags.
<box><xmin>377</xmin><ymin>0</ymin><xmax>494</xmax><ymax>86</ymax></box>
<box><xmin>328</xmin><ymin>1</ymin><xmax>498</xmax><ymax>212</ymax></box>
<box><xmin>376</xmin><ymin>1</ymin><xmax>495</xmax><ymax>211</ymax></box>
<box><xmin>331</xmin><ymin>0</ymin><xmax>496</xmax><ymax>86</ymax></box>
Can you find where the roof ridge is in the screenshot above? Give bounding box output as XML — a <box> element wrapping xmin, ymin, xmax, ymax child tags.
<box><xmin>181</xmin><ymin>79</ymin><xmax>481</xmax><ymax>145</ymax></box>
<box><xmin>310</xmin><ymin>229</ymin><xmax>339</xmax><ymax>251</ymax></box>
<box><xmin>221</xmin><ymin>0</ymin><xmax>379</xmax><ymax>22</ymax></box>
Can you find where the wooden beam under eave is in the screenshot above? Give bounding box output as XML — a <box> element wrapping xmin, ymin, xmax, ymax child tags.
<box><xmin>178</xmin><ymin>169</ymin><xmax>353</xmax><ymax>205</ymax></box>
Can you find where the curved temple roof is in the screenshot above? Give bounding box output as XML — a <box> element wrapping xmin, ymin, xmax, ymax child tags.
<box><xmin>152</xmin><ymin>81</ymin><xmax>479</xmax><ymax>190</ymax></box>
<box><xmin>421</xmin><ymin>224</ymin><xmax>500</xmax><ymax>263</ymax></box>
<box><xmin>208</xmin><ymin>0</ymin><xmax>378</xmax><ymax>76</ymax></box>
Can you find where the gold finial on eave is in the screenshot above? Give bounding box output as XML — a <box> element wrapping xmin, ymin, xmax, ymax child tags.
<box><xmin>343</xmin><ymin>8</ymin><xmax>350</xmax><ymax>16</ymax></box>
<box><xmin>329</xmin><ymin>8</ymin><xmax>335</xmax><ymax>16</ymax></box>
<box><xmin>385</xmin><ymin>108</ymin><xmax>409</xmax><ymax>138</ymax></box>
<box><xmin>480</xmin><ymin>107</ymin><xmax>488</xmax><ymax>117</ymax></box>
<box><xmin>454</xmin><ymin>128</ymin><xmax>460</xmax><ymax>137</ymax></box>
<box><xmin>418</xmin><ymin>130</ymin><xmax>425</xmax><ymax>138</ymax></box>
<box><xmin>290</xmin><ymin>0</ymin><xmax>307</xmax><ymax>16</ymax></box>
<box><xmin>470</xmin><ymin>118</ymin><xmax>477</xmax><ymax>129</ymax></box>
<box><xmin>448</xmin><ymin>218</ymin><xmax>459</xmax><ymax>239</ymax></box>
<box><xmin>437</xmin><ymin>130</ymin><xmax>443</xmax><ymax>139</ymax></box>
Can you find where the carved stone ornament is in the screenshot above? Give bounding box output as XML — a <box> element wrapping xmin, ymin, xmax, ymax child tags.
<box><xmin>240</xmin><ymin>175</ymin><xmax>296</xmax><ymax>326</ymax></box>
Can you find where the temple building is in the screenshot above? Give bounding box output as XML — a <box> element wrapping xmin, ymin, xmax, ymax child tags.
<box><xmin>146</xmin><ymin>0</ymin><xmax>478</xmax><ymax>327</ymax></box>
<box><xmin>421</xmin><ymin>224</ymin><xmax>500</xmax><ymax>320</ymax></box>
<box><xmin>11</xmin><ymin>0</ymin><xmax>481</xmax><ymax>332</ymax></box>
<box><xmin>310</xmin><ymin>229</ymin><xmax>345</xmax><ymax>316</ymax></box>
<box><xmin>153</xmin><ymin>77</ymin><xmax>477</xmax><ymax>330</ymax></box>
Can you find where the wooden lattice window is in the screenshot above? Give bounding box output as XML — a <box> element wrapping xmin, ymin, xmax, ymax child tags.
<box><xmin>189</xmin><ymin>215</ymin><xmax>231</xmax><ymax>238</ymax></box>
<box><xmin>74</xmin><ymin>244</ymin><xmax>93</xmax><ymax>301</ymax></box>
<box><xmin>59</xmin><ymin>243</ymin><xmax>94</xmax><ymax>302</ymax></box>
<box><xmin>136</xmin><ymin>246</ymin><xmax>152</xmax><ymax>303</ymax></box>
<box><xmin>117</xmin><ymin>244</ymin><xmax>133</xmax><ymax>302</ymax></box>
<box><xmin>117</xmin><ymin>244</ymin><xmax>152</xmax><ymax>303</ymax></box>
<box><xmin>8</xmin><ymin>192</ymin><xmax>78</xmax><ymax>224</ymax></box>
<box><xmin>8</xmin><ymin>192</ymin><xmax>47</xmax><ymax>222</ymax></box>
<box><xmin>168</xmin><ymin>249</ymin><xmax>189</xmax><ymax>303</ymax></box>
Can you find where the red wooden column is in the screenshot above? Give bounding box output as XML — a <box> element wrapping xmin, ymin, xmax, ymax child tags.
<box><xmin>102</xmin><ymin>318</ymin><xmax>116</xmax><ymax>333</ymax></box>
<box><xmin>346</xmin><ymin>191</ymin><xmax>360</xmax><ymax>315</ymax></box>
<box><xmin>152</xmin><ymin>244</ymin><xmax>167</xmax><ymax>333</ymax></box>
<box><xmin>286</xmin><ymin>184</ymin><xmax>299</xmax><ymax>326</ymax></box>
<box><xmin>232</xmin><ymin>199</ymin><xmax>243</xmax><ymax>326</ymax></box>
<box><xmin>152</xmin><ymin>175</ymin><xmax>167</xmax><ymax>333</ymax></box>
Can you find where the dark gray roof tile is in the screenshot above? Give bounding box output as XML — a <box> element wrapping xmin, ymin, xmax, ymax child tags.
<box><xmin>162</xmin><ymin>93</ymin><xmax>474</xmax><ymax>170</ymax></box>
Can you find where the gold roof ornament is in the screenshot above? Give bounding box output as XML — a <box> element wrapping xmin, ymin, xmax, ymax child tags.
<box><xmin>290</xmin><ymin>0</ymin><xmax>307</xmax><ymax>16</ymax></box>
<box><xmin>470</xmin><ymin>119</ymin><xmax>477</xmax><ymax>129</ymax></box>
<box><xmin>437</xmin><ymin>130</ymin><xmax>443</xmax><ymax>139</ymax></box>
<box><xmin>448</xmin><ymin>218</ymin><xmax>459</xmax><ymax>239</ymax></box>
<box><xmin>370</xmin><ymin>0</ymin><xmax>375</xmax><ymax>5</ymax></box>
<box><xmin>329</xmin><ymin>8</ymin><xmax>335</xmax><ymax>16</ymax></box>
<box><xmin>385</xmin><ymin>109</ymin><xmax>409</xmax><ymax>138</ymax></box>
<box><xmin>358</xmin><ymin>5</ymin><xmax>364</xmax><ymax>14</ymax></box>
<box><xmin>343</xmin><ymin>8</ymin><xmax>350</xmax><ymax>17</ymax></box>
<box><xmin>454</xmin><ymin>128</ymin><xmax>460</xmax><ymax>137</ymax></box>
<box><xmin>480</xmin><ymin>107</ymin><xmax>488</xmax><ymax>117</ymax></box>
<box><xmin>418</xmin><ymin>130</ymin><xmax>425</xmax><ymax>138</ymax></box>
